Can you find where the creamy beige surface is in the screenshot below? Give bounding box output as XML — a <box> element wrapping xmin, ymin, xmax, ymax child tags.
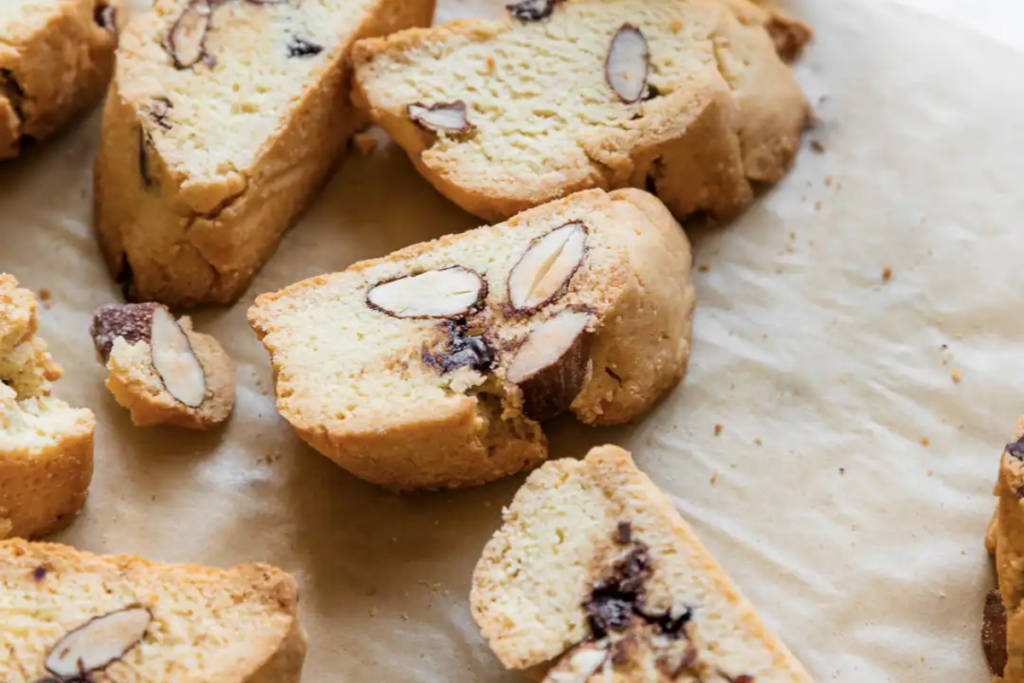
<box><xmin>0</xmin><ymin>0</ymin><xmax>1016</xmax><ymax>681</ymax></box>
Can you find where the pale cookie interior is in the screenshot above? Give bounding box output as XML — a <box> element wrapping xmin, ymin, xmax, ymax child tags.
<box><xmin>471</xmin><ymin>445</ymin><xmax>813</xmax><ymax>683</ymax></box>
<box><xmin>0</xmin><ymin>539</ymin><xmax>306</xmax><ymax>682</ymax></box>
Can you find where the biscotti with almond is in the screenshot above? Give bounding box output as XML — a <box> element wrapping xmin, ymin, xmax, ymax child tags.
<box><xmin>0</xmin><ymin>538</ymin><xmax>306</xmax><ymax>683</ymax></box>
<box><xmin>249</xmin><ymin>189</ymin><xmax>695</xmax><ymax>492</ymax></box>
<box><xmin>94</xmin><ymin>0</ymin><xmax>435</xmax><ymax>306</ymax></box>
<box><xmin>472</xmin><ymin>445</ymin><xmax>814</xmax><ymax>683</ymax></box>
<box><xmin>90</xmin><ymin>302</ymin><xmax>235</xmax><ymax>429</ymax></box>
<box><xmin>0</xmin><ymin>0</ymin><xmax>122</xmax><ymax>159</ymax></box>
<box><xmin>0</xmin><ymin>275</ymin><xmax>94</xmax><ymax>540</ymax></box>
<box><xmin>351</xmin><ymin>0</ymin><xmax>810</xmax><ymax>223</ymax></box>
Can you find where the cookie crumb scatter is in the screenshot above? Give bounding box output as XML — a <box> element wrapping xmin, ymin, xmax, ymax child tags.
<box><xmin>714</xmin><ymin>423</ymin><xmax>723</xmax><ymax>436</ymax></box>
<box><xmin>353</xmin><ymin>132</ymin><xmax>377</xmax><ymax>156</ymax></box>
<box><xmin>882</xmin><ymin>266</ymin><xmax>893</xmax><ymax>282</ymax></box>
<box><xmin>921</xmin><ymin>437</ymin><xmax>930</xmax><ymax>447</ymax></box>
<box><xmin>38</xmin><ymin>289</ymin><xmax>53</xmax><ymax>308</ymax></box>
<box><xmin>810</xmin><ymin>140</ymin><xmax>826</xmax><ymax>153</ymax></box>
<box><xmin>952</xmin><ymin>368</ymin><xmax>963</xmax><ymax>383</ymax></box>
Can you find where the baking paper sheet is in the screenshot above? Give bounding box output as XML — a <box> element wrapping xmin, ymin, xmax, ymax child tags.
<box><xmin>1</xmin><ymin>0</ymin><xmax>1019</xmax><ymax>680</ymax></box>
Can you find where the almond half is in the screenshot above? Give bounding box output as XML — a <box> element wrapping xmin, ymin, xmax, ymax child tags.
<box><xmin>506</xmin><ymin>309</ymin><xmax>592</xmax><ymax>420</ymax></box>
<box><xmin>46</xmin><ymin>607</ymin><xmax>152</xmax><ymax>676</ymax></box>
<box><xmin>605</xmin><ymin>25</ymin><xmax>650</xmax><ymax>104</ymax></box>
<box><xmin>167</xmin><ymin>0</ymin><xmax>212</xmax><ymax>69</ymax></box>
<box><xmin>508</xmin><ymin>222</ymin><xmax>587</xmax><ymax>311</ymax></box>
<box><xmin>408</xmin><ymin>101</ymin><xmax>473</xmax><ymax>133</ymax></box>
<box><xmin>151</xmin><ymin>306</ymin><xmax>207</xmax><ymax>407</ymax></box>
<box><xmin>368</xmin><ymin>266</ymin><xmax>487</xmax><ymax>319</ymax></box>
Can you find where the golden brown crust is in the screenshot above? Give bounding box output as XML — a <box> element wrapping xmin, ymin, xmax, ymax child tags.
<box><xmin>0</xmin><ymin>0</ymin><xmax>122</xmax><ymax>158</ymax></box>
<box><xmin>992</xmin><ymin>417</ymin><xmax>1024</xmax><ymax>682</ymax></box>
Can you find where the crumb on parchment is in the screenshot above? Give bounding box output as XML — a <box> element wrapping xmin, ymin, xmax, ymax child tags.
<box><xmin>882</xmin><ymin>266</ymin><xmax>893</xmax><ymax>282</ymax></box>
<box><xmin>952</xmin><ymin>368</ymin><xmax>963</xmax><ymax>384</ymax></box>
<box><xmin>714</xmin><ymin>423</ymin><xmax>723</xmax><ymax>436</ymax></box>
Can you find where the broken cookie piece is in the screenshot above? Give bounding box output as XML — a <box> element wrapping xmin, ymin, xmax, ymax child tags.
<box><xmin>471</xmin><ymin>445</ymin><xmax>814</xmax><ymax>683</ymax></box>
<box><xmin>90</xmin><ymin>302</ymin><xmax>235</xmax><ymax>430</ymax></box>
<box><xmin>0</xmin><ymin>275</ymin><xmax>95</xmax><ymax>540</ymax></box>
<box><xmin>0</xmin><ymin>538</ymin><xmax>307</xmax><ymax>683</ymax></box>
<box><xmin>94</xmin><ymin>0</ymin><xmax>435</xmax><ymax>305</ymax></box>
<box><xmin>248</xmin><ymin>189</ymin><xmax>695</xmax><ymax>492</ymax></box>
<box><xmin>352</xmin><ymin>0</ymin><xmax>810</xmax><ymax>222</ymax></box>
<box><xmin>0</xmin><ymin>0</ymin><xmax>123</xmax><ymax>159</ymax></box>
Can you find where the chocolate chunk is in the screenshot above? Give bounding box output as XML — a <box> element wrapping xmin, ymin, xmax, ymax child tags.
<box><xmin>287</xmin><ymin>36</ymin><xmax>323</xmax><ymax>58</ymax></box>
<box><xmin>507</xmin><ymin>0</ymin><xmax>559</xmax><ymax>21</ymax></box>
<box><xmin>585</xmin><ymin>546</ymin><xmax>651</xmax><ymax>638</ymax></box>
<box><xmin>424</xmin><ymin>321</ymin><xmax>494</xmax><ymax>373</ymax></box>
<box><xmin>32</xmin><ymin>566</ymin><xmax>46</xmax><ymax>582</ymax></box>
<box><xmin>984</xmin><ymin>589</ymin><xmax>1008</xmax><ymax>676</ymax></box>
<box><xmin>90</xmin><ymin>303</ymin><xmax>159</xmax><ymax>360</ymax></box>
<box><xmin>147</xmin><ymin>97</ymin><xmax>173</xmax><ymax>130</ymax></box>
<box><xmin>615</xmin><ymin>521</ymin><xmax>632</xmax><ymax>544</ymax></box>
<box><xmin>1007</xmin><ymin>437</ymin><xmax>1024</xmax><ymax>460</ymax></box>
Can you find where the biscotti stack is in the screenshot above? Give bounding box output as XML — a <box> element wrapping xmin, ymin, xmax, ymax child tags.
<box><xmin>0</xmin><ymin>0</ymin><xmax>122</xmax><ymax>158</ymax></box>
<box><xmin>0</xmin><ymin>539</ymin><xmax>307</xmax><ymax>683</ymax></box>
<box><xmin>351</xmin><ymin>0</ymin><xmax>810</xmax><ymax>222</ymax></box>
<box><xmin>472</xmin><ymin>445</ymin><xmax>814</xmax><ymax>683</ymax></box>
<box><xmin>94</xmin><ymin>0</ymin><xmax>435</xmax><ymax>306</ymax></box>
<box><xmin>250</xmin><ymin>189</ymin><xmax>695</xmax><ymax>491</ymax></box>
<box><xmin>0</xmin><ymin>275</ymin><xmax>94</xmax><ymax>540</ymax></box>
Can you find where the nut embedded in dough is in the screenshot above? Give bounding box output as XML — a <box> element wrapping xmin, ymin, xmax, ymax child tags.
<box><xmin>167</xmin><ymin>0</ymin><xmax>213</xmax><ymax>69</ymax></box>
<box><xmin>408</xmin><ymin>101</ymin><xmax>473</xmax><ymax>133</ymax></box>
<box><xmin>367</xmin><ymin>267</ymin><xmax>487</xmax><ymax>318</ymax></box>
<box><xmin>45</xmin><ymin>607</ymin><xmax>152</xmax><ymax>677</ymax></box>
<box><xmin>506</xmin><ymin>309</ymin><xmax>592</xmax><ymax>420</ymax></box>
<box><xmin>605</xmin><ymin>24</ymin><xmax>650</xmax><ymax>104</ymax></box>
<box><xmin>507</xmin><ymin>222</ymin><xmax>588</xmax><ymax>312</ymax></box>
<box><xmin>507</xmin><ymin>0</ymin><xmax>560</xmax><ymax>22</ymax></box>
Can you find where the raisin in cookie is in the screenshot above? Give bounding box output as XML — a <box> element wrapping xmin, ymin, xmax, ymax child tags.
<box><xmin>0</xmin><ymin>0</ymin><xmax>122</xmax><ymax>159</ymax></box>
<box><xmin>94</xmin><ymin>0</ymin><xmax>435</xmax><ymax>306</ymax></box>
<box><xmin>0</xmin><ymin>275</ymin><xmax>94</xmax><ymax>540</ymax></box>
<box><xmin>249</xmin><ymin>189</ymin><xmax>695</xmax><ymax>492</ymax></box>
<box><xmin>0</xmin><ymin>538</ymin><xmax>306</xmax><ymax>683</ymax></box>
<box><xmin>351</xmin><ymin>0</ymin><xmax>810</xmax><ymax>223</ymax></box>
<box><xmin>472</xmin><ymin>445</ymin><xmax>814</xmax><ymax>683</ymax></box>
<box><xmin>983</xmin><ymin>418</ymin><xmax>1024</xmax><ymax>681</ymax></box>
<box><xmin>90</xmin><ymin>302</ymin><xmax>235</xmax><ymax>430</ymax></box>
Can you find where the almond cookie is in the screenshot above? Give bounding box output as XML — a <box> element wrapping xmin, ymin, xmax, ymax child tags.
<box><xmin>94</xmin><ymin>0</ymin><xmax>435</xmax><ymax>306</ymax></box>
<box><xmin>983</xmin><ymin>418</ymin><xmax>1024</xmax><ymax>681</ymax></box>
<box><xmin>90</xmin><ymin>302</ymin><xmax>235</xmax><ymax>430</ymax></box>
<box><xmin>0</xmin><ymin>0</ymin><xmax>122</xmax><ymax>159</ymax></box>
<box><xmin>351</xmin><ymin>0</ymin><xmax>810</xmax><ymax>223</ymax></box>
<box><xmin>249</xmin><ymin>189</ymin><xmax>695</xmax><ymax>492</ymax></box>
<box><xmin>471</xmin><ymin>444</ymin><xmax>814</xmax><ymax>683</ymax></box>
<box><xmin>0</xmin><ymin>275</ymin><xmax>94</xmax><ymax>540</ymax></box>
<box><xmin>0</xmin><ymin>538</ymin><xmax>306</xmax><ymax>683</ymax></box>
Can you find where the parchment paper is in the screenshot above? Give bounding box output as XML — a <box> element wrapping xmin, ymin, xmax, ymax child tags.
<box><xmin>1</xmin><ymin>0</ymin><xmax>1020</xmax><ymax>680</ymax></box>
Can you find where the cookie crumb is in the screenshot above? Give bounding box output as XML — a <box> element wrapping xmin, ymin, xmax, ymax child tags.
<box><xmin>697</xmin><ymin>264</ymin><xmax>710</xmax><ymax>272</ymax></box>
<box><xmin>920</xmin><ymin>437</ymin><xmax>930</xmax><ymax>447</ymax></box>
<box><xmin>882</xmin><ymin>266</ymin><xmax>893</xmax><ymax>282</ymax></box>
<box><xmin>38</xmin><ymin>289</ymin><xmax>53</xmax><ymax>308</ymax></box>
<box><xmin>754</xmin><ymin>437</ymin><xmax>763</xmax><ymax>446</ymax></box>
<box><xmin>810</xmin><ymin>140</ymin><xmax>826</xmax><ymax>153</ymax></box>
<box><xmin>952</xmin><ymin>368</ymin><xmax>963</xmax><ymax>384</ymax></box>
<box><xmin>839</xmin><ymin>467</ymin><xmax>845</xmax><ymax>475</ymax></box>
<box><xmin>485</xmin><ymin>56</ymin><xmax>496</xmax><ymax>73</ymax></box>
<box><xmin>714</xmin><ymin>423</ymin><xmax>723</xmax><ymax>436</ymax></box>
<box><xmin>824</xmin><ymin>175</ymin><xmax>833</xmax><ymax>187</ymax></box>
<box><xmin>709</xmin><ymin>473</ymin><xmax>717</xmax><ymax>485</ymax></box>
<box><xmin>814</xmin><ymin>200</ymin><xmax>822</xmax><ymax>211</ymax></box>
<box><xmin>353</xmin><ymin>132</ymin><xmax>377</xmax><ymax>156</ymax></box>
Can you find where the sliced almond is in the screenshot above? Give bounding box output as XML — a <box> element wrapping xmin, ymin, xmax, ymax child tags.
<box><xmin>167</xmin><ymin>0</ymin><xmax>212</xmax><ymax>69</ymax></box>
<box><xmin>506</xmin><ymin>309</ymin><xmax>592</xmax><ymax>420</ymax></box>
<box><xmin>605</xmin><ymin>25</ymin><xmax>650</xmax><ymax>104</ymax></box>
<box><xmin>46</xmin><ymin>606</ymin><xmax>151</xmax><ymax>676</ymax></box>
<box><xmin>984</xmin><ymin>589</ymin><xmax>1008</xmax><ymax>676</ymax></box>
<box><xmin>408</xmin><ymin>101</ymin><xmax>472</xmax><ymax>134</ymax></box>
<box><xmin>90</xmin><ymin>303</ymin><xmax>159</xmax><ymax>361</ymax></box>
<box><xmin>508</xmin><ymin>222</ymin><xmax>587</xmax><ymax>311</ymax></box>
<box><xmin>368</xmin><ymin>266</ymin><xmax>486</xmax><ymax>319</ymax></box>
<box><xmin>151</xmin><ymin>306</ymin><xmax>207</xmax><ymax>407</ymax></box>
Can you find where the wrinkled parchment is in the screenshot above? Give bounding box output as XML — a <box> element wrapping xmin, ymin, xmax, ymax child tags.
<box><xmin>1</xmin><ymin>1</ymin><xmax>1019</xmax><ymax>680</ymax></box>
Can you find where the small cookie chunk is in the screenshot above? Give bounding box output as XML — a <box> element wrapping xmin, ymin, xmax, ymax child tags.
<box><xmin>0</xmin><ymin>538</ymin><xmax>306</xmax><ymax>683</ymax></box>
<box><xmin>249</xmin><ymin>189</ymin><xmax>695</xmax><ymax>492</ymax></box>
<box><xmin>93</xmin><ymin>0</ymin><xmax>435</xmax><ymax>306</ymax></box>
<box><xmin>0</xmin><ymin>274</ymin><xmax>94</xmax><ymax>540</ymax></box>
<box><xmin>0</xmin><ymin>0</ymin><xmax>123</xmax><ymax>159</ymax></box>
<box><xmin>351</xmin><ymin>0</ymin><xmax>810</xmax><ymax>222</ymax></box>
<box><xmin>90</xmin><ymin>302</ymin><xmax>235</xmax><ymax>429</ymax></box>
<box><xmin>986</xmin><ymin>419</ymin><xmax>1024</xmax><ymax>681</ymax></box>
<box><xmin>471</xmin><ymin>445</ymin><xmax>814</xmax><ymax>683</ymax></box>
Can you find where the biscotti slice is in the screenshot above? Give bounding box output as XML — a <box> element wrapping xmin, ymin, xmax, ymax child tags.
<box><xmin>351</xmin><ymin>0</ymin><xmax>810</xmax><ymax>223</ymax></box>
<box><xmin>982</xmin><ymin>418</ymin><xmax>1024</xmax><ymax>681</ymax></box>
<box><xmin>89</xmin><ymin>303</ymin><xmax>235</xmax><ymax>429</ymax></box>
<box><xmin>0</xmin><ymin>275</ymin><xmax>94</xmax><ymax>540</ymax></box>
<box><xmin>471</xmin><ymin>445</ymin><xmax>814</xmax><ymax>683</ymax></box>
<box><xmin>0</xmin><ymin>0</ymin><xmax>122</xmax><ymax>159</ymax></box>
<box><xmin>94</xmin><ymin>0</ymin><xmax>435</xmax><ymax>306</ymax></box>
<box><xmin>0</xmin><ymin>538</ymin><xmax>306</xmax><ymax>682</ymax></box>
<box><xmin>249</xmin><ymin>189</ymin><xmax>695</xmax><ymax>492</ymax></box>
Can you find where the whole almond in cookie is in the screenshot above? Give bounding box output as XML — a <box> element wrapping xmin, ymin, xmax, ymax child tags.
<box><xmin>89</xmin><ymin>303</ymin><xmax>235</xmax><ymax>429</ymax></box>
<box><xmin>45</xmin><ymin>607</ymin><xmax>151</xmax><ymax>677</ymax></box>
<box><xmin>605</xmin><ymin>25</ymin><xmax>649</xmax><ymax>104</ymax></box>
<box><xmin>408</xmin><ymin>101</ymin><xmax>473</xmax><ymax>133</ymax></box>
<box><xmin>249</xmin><ymin>189</ymin><xmax>695</xmax><ymax>491</ymax></box>
<box><xmin>167</xmin><ymin>0</ymin><xmax>212</xmax><ymax>69</ymax></box>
